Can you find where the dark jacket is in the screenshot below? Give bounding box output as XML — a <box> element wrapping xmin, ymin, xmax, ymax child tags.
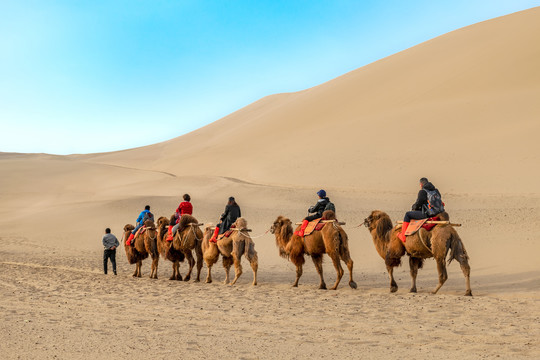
<box><xmin>308</xmin><ymin>197</ymin><xmax>330</xmax><ymax>218</ymax></box>
<box><xmin>411</xmin><ymin>182</ymin><xmax>441</xmax><ymax>213</ymax></box>
<box><xmin>219</xmin><ymin>204</ymin><xmax>241</xmax><ymax>234</ymax></box>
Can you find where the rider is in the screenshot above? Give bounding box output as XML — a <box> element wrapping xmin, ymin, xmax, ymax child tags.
<box><xmin>127</xmin><ymin>205</ymin><xmax>154</xmax><ymax>245</ymax></box>
<box><xmin>209</xmin><ymin>197</ymin><xmax>241</xmax><ymax>243</ymax></box>
<box><xmin>168</xmin><ymin>194</ymin><xmax>193</xmax><ymax>240</ymax></box>
<box><xmin>296</xmin><ymin>190</ymin><xmax>331</xmax><ymax>237</ymax></box>
<box><xmin>397</xmin><ymin>177</ymin><xmax>443</xmax><ymax>242</ymax></box>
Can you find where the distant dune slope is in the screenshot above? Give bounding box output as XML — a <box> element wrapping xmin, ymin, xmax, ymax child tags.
<box><xmin>78</xmin><ymin>7</ymin><xmax>540</xmax><ymax>194</ymax></box>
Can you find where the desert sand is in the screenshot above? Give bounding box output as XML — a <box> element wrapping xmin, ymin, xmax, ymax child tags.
<box><xmin>1</xmin><ymin>7</ymin><xmax>540</xmax><ymax>360</ymax></box>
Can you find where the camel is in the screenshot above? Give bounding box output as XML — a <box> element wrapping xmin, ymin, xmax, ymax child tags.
<box><xmin>363</xmin><ymin>210</ymin><xmax>472</xmax><ymax>296</ymax></box>
<box><xmin>122</xmin><ymin>220</ymin><xmax>159</xmax><ymax>278</ymax></box>
<box><xmin>270</xmin><ymin>210</ymin><xmax>357</xmax><ymax>290</ymax></box>
<box><xmin>155</xmin><ymin>216</ymin><xmax>186</xmax><ymax>280</ymax></box>
<box><xmin>201</xmin><ymin>218</ymin><xmax>258</xmax><ymax>286</ymax></box>
<box><xmin>171</xmin><ymin>214</ymin><xmax>204</xmax><ymax>282</ymax></box>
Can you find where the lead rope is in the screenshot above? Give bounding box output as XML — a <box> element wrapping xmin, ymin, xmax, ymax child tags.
<box><xmin>240</xmin><ymin>229</ymin><xmax>270</xmax><ymax>239</ymax></box>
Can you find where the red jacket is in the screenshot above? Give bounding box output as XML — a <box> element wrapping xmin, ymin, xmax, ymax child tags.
<box><xmin>176</xmin><ymin>201</ymin><xmax>193</xmax><ymax>216</ymax></box>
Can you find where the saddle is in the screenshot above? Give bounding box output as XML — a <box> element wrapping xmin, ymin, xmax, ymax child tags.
<box><xmin>302</xmin><ymin>218</ymin><xmax>326</xmax><ymax>237</ymax></box>
<box><xmin>135</xmin><ymin>226</ymin><xmax>147</xmax><ymax>237</ymax></box>
<box><xmin>405</xmin><ymin>217</ymin><xmax>440</xmax><ymax>236</ymax></box>
<box><xmin>216</xmin><ymin>225</ymin><xmax>236</xmax><ymax>242</ymax></box>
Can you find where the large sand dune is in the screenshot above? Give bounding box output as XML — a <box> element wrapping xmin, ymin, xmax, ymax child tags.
<box><xmin>1</xmin><ymin>7</ymin><xmax>539</xmax><ymax>360</ymax></box>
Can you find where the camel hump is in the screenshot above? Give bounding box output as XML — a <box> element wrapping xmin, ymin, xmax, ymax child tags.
<box><xmin>322</xmin><ymin>210</ymin><xmax>336</xmax><ymax>220</ymax></box>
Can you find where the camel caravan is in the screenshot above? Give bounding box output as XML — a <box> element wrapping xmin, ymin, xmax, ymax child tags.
<box><xmin>118</xmin><ymin>179</ymin><xmax>472</xmax><ymax>296</ymax></box>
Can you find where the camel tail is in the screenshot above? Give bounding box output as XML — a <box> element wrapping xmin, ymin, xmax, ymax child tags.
<box><xmin>447</xmin><ymin>228</ymin><xmax>469</xmax><ymax>265</ymax></box>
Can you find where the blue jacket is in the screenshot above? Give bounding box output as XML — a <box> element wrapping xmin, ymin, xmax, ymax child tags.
<box><xmin>136</xmin><ymin>210</ymin><xmax>151</xmax><ymax>225</ymax></box>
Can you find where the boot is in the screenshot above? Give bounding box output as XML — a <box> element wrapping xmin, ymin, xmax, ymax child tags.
<box><xmin>295</xmin><ymin>220</ymin><xmax>309</xmax><ymax>237</ymax></box>
<box><xmin>398</xmin><ymin>222</ymin><xmax>409</xmax><ymax>242</ymax></box>
<box><xmin>126</xmin><ymin>233</ymin><xmax>135</xmax><ymax>246</ymax></box>
<box><xmin>166</xmin><ymin>226</ymin><xmax>174</xmax><ymax>241</ymax></box>
<box><xmin>209</xmin><ymin>227</ymin><xmax>220</xmax><ymax>243</ymax></box>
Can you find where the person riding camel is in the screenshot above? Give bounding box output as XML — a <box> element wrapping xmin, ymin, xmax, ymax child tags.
<box><xmin>296</xmin><ymin>190</ymin><xmax>335</xmax><ymax>237</ymax></box>
<box><xmin>397</xmin><ymin>177</ymin><xmax>444</xmax><ymax>242</ymax></box>
<box><xmin>167</xmin><ymin>194</ymin><xmax>194</xmax><ymax>241</ymax></box>
<box><xmin>127</xmin><ymin>205</ymin><xmax>154</xmax><ymax>246</ymax></box>
<box><xmin>209</xmin><ymin>197</ymin><xmax>241</xmax><ymax>243</ymax></box>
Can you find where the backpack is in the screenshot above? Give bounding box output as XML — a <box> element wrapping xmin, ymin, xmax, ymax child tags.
<box><xmin>324</xmin><ymin>201</ymin><xmax>336</xmax><ymax>213</ymax></box>
<box><xmin>424</xmin><ymin>189</ymin><xmax>444</xmax><ymax>216</ymax></box>
<box><xmin>142</xmin><ymin>211</ymin><xmax>154</xmax><ymax>224</ymax></box>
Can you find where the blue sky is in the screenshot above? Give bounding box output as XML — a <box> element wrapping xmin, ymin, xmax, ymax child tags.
<box><xmin>1</xmin><ymin>0</ymin><xmax>538</xmax><ymax>154</ymax></box>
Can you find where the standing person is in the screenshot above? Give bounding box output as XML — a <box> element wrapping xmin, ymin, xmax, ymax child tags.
<box><xmin>296</xmin><ymin>189</ymin><xmax>334</xmax><ymax>237</ymax></box>
<box><xmin>210</xmin><ymin>197</ymin><xmax>241</xmax><ymax>243</ymax></box>
<box><xmin>397</xmin><ymin>177</ymin><xmax>444</xmax><ymax>242</ymax></box>
<box><xmin>168</xmin><ymin>194</ymin><xmax>194</xmax><ymax>240</ymax></box>
<box><xmin>127</xmin><ymin>205</ymin><xmax>154</xmax><ymax>245</ymax></box>
<box><xmin>102</xmin><ymin>228</ymin><xmax>119</xmax><ymax>275</ymax></box>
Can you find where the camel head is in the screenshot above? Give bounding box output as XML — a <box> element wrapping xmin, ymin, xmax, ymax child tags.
<box><xmin>271</xmin><ymin>216</ymin><xmax>293</xmax><ymax>258</ymax></box>
<box><xmin>203</xmin><ymin>223</ymin><xmax>215</xmax><ymax>240</ymax></box>
<box><xmin>157</xmin><ymin>216</ymin><xmax>170</xmax><ymax>228</ymax></box>
<box><xmin>364</xmin><ymin>210</ymin><xmax>393</xmax><ymax>237</ymax></box>
<box><xmin>124</xmin><ymin>224</ymin><xmax>135</xmax><ymax>232</ymax></box>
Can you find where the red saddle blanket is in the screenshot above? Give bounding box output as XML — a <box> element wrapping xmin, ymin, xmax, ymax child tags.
<box><xmin>166</xmin><ymin>226</ymin><xmax>174</xmax><ymax>241</ymax></box>
<box><xmin>405</xmin><ymin>217</ymin><xmax>439</xmax><ymax>236</ymax></box>
<box><xmin>216</xmin><ymin>225</ymin><xmax>236</xmax><ymax>241</ymax></box>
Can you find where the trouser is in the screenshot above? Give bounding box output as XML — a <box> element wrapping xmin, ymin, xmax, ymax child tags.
<box><xmin>131</xmin><ymin>223</ymin><xmax>143</xmax><ymax>235</ymax></box>
<box><xmin>103</xmin><ymin>249</ymin><xmax>117</xmax><ymax>274</ymax></box>
<box><xmin>172</xmin><ymin>223</ymin><xmax>180</xmax><ymax>235</ymax></box>
<box><xmin>305</xmin><ymin>214</ymin><xmax>322</xmax><ymax>222</ymax></box>
<box><xmin>404</xmin><ymin>211</ymin><xmax>427</xmax><ymax>222</ymax></box>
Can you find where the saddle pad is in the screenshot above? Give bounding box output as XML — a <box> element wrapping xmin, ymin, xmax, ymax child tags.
<box><xmin>304</xmin><ymin>218</ymin><xmax>324</xmax><ymax>237</ymax></box>
<box><xmin>135</xmin><ymin>226</ymin><xmax>147</xmax><ymax>237</ymax></box>
<box><xmin>217</xmin><ymin>228</ymin><xmax>235</xmax><ymax>241</ymax></box>
<box><xmin>405</xmin><ymin>217</ymin><xmax>440</xmax><ymax>236</ymax></box>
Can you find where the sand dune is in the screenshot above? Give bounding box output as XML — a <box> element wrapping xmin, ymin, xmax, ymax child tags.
<box><xmin>1</xmin><ymin>7</ymin><xmax>540</xmax><ymax>360</ymax></box>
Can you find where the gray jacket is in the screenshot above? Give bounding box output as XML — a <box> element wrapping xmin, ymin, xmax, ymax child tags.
<box><xmin>102</xmin><ymin>233</ymin><xmax>119</xmax><ymax>250</ymax></box>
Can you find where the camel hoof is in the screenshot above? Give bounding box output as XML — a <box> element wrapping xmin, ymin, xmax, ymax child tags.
<box><xmin>194</xmin><ymin>279</ymin><xmax>200</xmax><ymax>283</ymax></box>
<box><xmin>177</xmin><ymin>276</ymin><xmax>183</xmax><ymax>281</ymax></box>
<box><xmin>465</xmin><ymin>290</ymin><xmax>473</xmax><ymax>296</ymax></box>
<box><xmin>252</xmin><ymin>282</ymin><xmax>257</xmax><ymax>286</ymax></box>
<box><xmin>169</xmin><ymin>276</ymin><xmax>176</xmax><ymax>281</ymax></box>
<box><xmin>319</xmin><ymin>284</ymin><xmax>327</xmax><ymax>290</ymax></box>
<box><xmin>205</xmin><ymin>279</ymin><xmax>212</xmax><ymax>284</ymax></box>
<box><xmin>349</xmin><ymin>281</ymin><xmax>357</xmax><ymax>289</ymax></box>
<box><xmin>409</xmin><ymin>288</ymin><xmax>417</xmax><ymax>293</ymax></box>
<box><xmin>390</xmin><ymin>286</ymin><xmax>398</xmax><ymax>293</ymax></box>
<box><xmin>183</xmin><ymin>276</ymin><xmax>191</xmax><ymax>282</ymax></box>
<box><xmin>292</xmin><ymin>284</ymin><xmax>298</xmax><ymax>288</ymax></box>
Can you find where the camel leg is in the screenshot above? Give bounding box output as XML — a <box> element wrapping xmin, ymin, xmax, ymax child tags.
<box><xmin>409</xmin><ymin>257</ymin><xmax>422</xmax><ymax>293</ymax></box>
<box><xmin>170</xmin><ymin>261</ymin><xmax>176</xmax><ymax>280</ymax></box>
<box><xmin>293</xmin><ymin>264</ymin><xmax>303</xmax><ymax>287</ymax></box>
<box><xmin>151</xmin><ymin>255</ymin><xmax>159</xmax><ymax>279</ymax></box>
<box><xmin>195</xmin><ymin>244</ymin><xmax>203</xmax><ymax>283</ymax></box>
<box><xmin>340</xmin><ymin>249</ymin><xmax>357</xmax><ymax>289</ymax></box>
<box><xmin>457</xmin><ymin>256</ymin><xmax>472</xmax><ymax>296</ymax></box>
<box><xmin>311</xmin><ymin>255</ymin><xmax>327</xmax><ymax>290</ymax></box>
<box><xmin>184</xmin><ymin>251</ymin><xmax>194</xmax><ymax>282</ymax></box>
<box><xmin>205</xmin><ymin>262</ymin><xmax>213</xmax><ymax>283</ymax></box>
<box><xmin>223</xmin><ymin>256</ymin><xmax>233</xmax><ymax>285</ymax></box>
<box><xmin>432</xmin><ymin>258</ymin><xmax>448</xmax><ymax>294</ymax></box>
<box><xmin>175</xmin><ymin>261</ymin><xmax>183</xmax><ymax>281</ymax></box>
<box><xmin>137</xmin><ymin>261</ymin><xmax>142</xmax><ymax>278</ymax></box>
<box><xmin>132</xmin><ymin>264</ymin><xmax>138</xmax><ymax>277</ymax></box>
<box><xmin>387</xmin><ymin>265</ymin><xmax>398</xmax><ymax>293</ymax></box>
<box><xmin>249</xmin><ymin>258</ymin><xmax>258</xmax><ymax>286</ymax></box>
<box><xmin>329</xmin><ymin>253</ymin><xmax>344</xmax><ymax>290</ymax></box>
<box><xmin>230</xmin><ymin>256</ymin><xmax>243</xmax><ymax>286</ymax></box>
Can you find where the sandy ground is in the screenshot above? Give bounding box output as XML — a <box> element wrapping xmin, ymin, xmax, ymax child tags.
<box><xmin>2</xmin><ymin>7</ymin><xmax>540</xmax><ymax>360</ymax></box>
